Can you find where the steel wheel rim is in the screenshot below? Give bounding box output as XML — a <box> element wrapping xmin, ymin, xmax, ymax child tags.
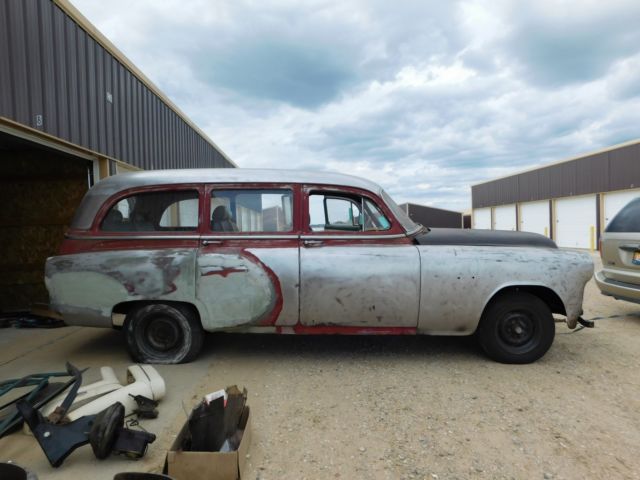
<box><xmin>145</xmin><ymin>316</ymin><xmax>181</xmax><ymax>351</ymax></box>
<box><xmin>498</xmin><ymin>311</ymin><xmax>535</xmax><ymax>347</ymax></box>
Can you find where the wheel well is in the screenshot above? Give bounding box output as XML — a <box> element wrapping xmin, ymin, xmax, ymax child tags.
<box><xmin>112</xmin><ymin>301</ymin><xmax>201</xmax><ymax>328</ymax></box>
<box><xmin>484</xmin><ymin>286</ymin><xmax>566</xmax><ymax>317</ymax></box>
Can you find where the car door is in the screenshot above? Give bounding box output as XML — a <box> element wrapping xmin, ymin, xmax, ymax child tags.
<box><xmin>195</xmin><ymin>184</ymin><xmax>301</xmax><ymax>330</ymax></box>
<box><xmin>299</xmin><ymin>186</ymin><xmax>420</xmax><ymax>328</ymax></box>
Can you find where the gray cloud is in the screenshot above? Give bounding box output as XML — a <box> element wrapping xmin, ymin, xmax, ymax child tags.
<box><xmin>72</xmin><ymin>0</ymin><xmax>640</xmax><ymax>211</ymax></box>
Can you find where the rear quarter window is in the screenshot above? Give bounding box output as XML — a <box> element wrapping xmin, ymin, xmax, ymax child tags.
<box><xmin>606</xmin><ymin>198</ymin><xmax>640</xmax><ymax>233</ymax></box>
<box><xmin>101</xmin><ymin>190</ymin><xmax>199</xmax><ymax>232</ymax></box>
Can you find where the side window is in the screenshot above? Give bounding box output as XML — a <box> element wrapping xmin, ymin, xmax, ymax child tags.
<box><xmin>606</xmin><ymin>198</ymin><xmax>640</xmax><ymax>232</ymax></box>
<box><xmin>210</xmin><ymin>189</ymin><xmax>293</xmax><ymax>233</ymax></box>
<box><xmin>101</xmin><ymin>190</ymin><xmax>199</xmax><ymax>232</ymax></box>
<box><xmin>309</xmin><ymin>193</ymin><xmax>390</xmax><ymax>232</ymax></box>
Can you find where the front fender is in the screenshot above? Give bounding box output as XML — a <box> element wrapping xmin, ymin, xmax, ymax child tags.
<box><xmin>416</xmin><ymin>246</ymin><xmax>593</xmax><ymax>334</ymax></box>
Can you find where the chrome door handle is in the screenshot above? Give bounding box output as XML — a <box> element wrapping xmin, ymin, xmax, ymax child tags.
<box><xmin>303</xmin><ymin>240</ymin><xmax>324</xmax><ymax>247</ymax></box>
<box><xmin>202</xmin><ymin>239</ymin><xmax>223</xmax><ymax>246</ymax></box>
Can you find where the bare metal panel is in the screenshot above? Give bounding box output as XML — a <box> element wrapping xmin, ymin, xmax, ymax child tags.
<box><xmin>0</xmin><ymin>0</ymin><xmax>233</xmax><ymax>169</ymax></box>
<box><xmin>300</xmin><ymin>245</ymin><xmax>420</xmax><ymax>327</ymax></box>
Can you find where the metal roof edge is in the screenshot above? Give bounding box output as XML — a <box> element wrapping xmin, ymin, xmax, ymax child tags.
<box><xmin>56</xmin><ymin>0</ymin><xmax>238</xmax><ymax>168</ymax></box>
<box><xmin>470</xmin><ymin>137</ymin><xmax>640</xmax><ymax>188</ymax></box>
<box><xmin>399</xmin><ymin>202</ymin><xmax>462</xmax><ymax>215</ymax></box>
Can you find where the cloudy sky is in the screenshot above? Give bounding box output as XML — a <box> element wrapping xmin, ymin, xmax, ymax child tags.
<box><xmin>72</xmin><ymin>0</ymin><xmax>640</xmax><ymax>211</ymax></box>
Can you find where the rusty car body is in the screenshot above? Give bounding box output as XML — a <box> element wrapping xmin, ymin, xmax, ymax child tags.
<box><xmin>46</xmin><ymin>169</ymin><xmax>594</xmax><ymax>364</ymax></box>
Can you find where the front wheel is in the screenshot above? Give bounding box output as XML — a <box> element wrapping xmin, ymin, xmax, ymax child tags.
<box><xmin>124</xmin><ymin>304</ymin><xmax>204</xmax><ymax>364</ymax></box>
<box><xmin>476</xmin><ymin>292</ymin><xmax>555</xmax><ymax>364</ymax></box>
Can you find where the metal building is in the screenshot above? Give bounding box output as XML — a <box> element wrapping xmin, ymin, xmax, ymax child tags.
<box><xmin>0</xmin><ymin>0</ymin><xmax>236</xmax><ymax>312</ymax></box>
<box><xmin>398</xmin><ymin>203</ymin><xmax>463</xmax><ymax>229</ymax></box>
<box><xmin>471</xmin><ymin>139</ymin><xmax>640</xmax><ymax>249</ymax></box>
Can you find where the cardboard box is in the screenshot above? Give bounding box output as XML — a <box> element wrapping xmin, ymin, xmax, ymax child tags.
<box><xmin>165</xmin><ymin>406</ymin><xmax>251</xmax><ymax>480</ymax></box>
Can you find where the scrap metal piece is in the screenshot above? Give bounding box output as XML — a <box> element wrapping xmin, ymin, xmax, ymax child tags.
<box><xmin>0</xmin><ymin>368</ymin><xmax>81</xmax><ymax>438</ymax></box>
<box><xmin>112</xmin><ymin>427</ymin><xmax>157</xmax><ymax>459</ymax></box>
<box><xmin>129</xmin><ymin>394</ymin><xmax>159</xmax><ymax>419</ymax></box>
<box><xmin>17</xmin><ymin>399</ymin><xmax>95</xmax><ymax>467</ymax></box>
<box><xmin>577</xmin><ymin>316</ymin><xmax>595</xmax><ymax>328</ymax></box>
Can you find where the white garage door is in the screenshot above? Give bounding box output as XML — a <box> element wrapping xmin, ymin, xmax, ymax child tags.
<box><xmin>493</xmin><ymin>204</ymin><xmax>516</xmax><ymax>231</ymax></box>
<box><xmin>473</xmin><ymin>208</ymin><xmax>491</xmax><ymax>229</ymax></box>
<box><xmin>555</xmin><ymin>195</ymin><xmax>596</xmax><ymax>249</ymax></box>
<box><xmin>519</xmin><ymin>200</ymin><xmax>550</xmax><ymax>237</ymax></box>
<box><xmin>603</xmin><ymin>189</ymin><xmax>640</xmax><ymax>230</ymax></box>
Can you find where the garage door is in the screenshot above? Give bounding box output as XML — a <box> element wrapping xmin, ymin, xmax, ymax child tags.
<box><xmin>519</xmin><ymin>200</ymin><xmax>550</xmax><ymax>237</ymax></box>
<box><xmin>473</xmin><ymin>208</ymin><xmax>491</xmax><ymax>229</ymax></box>
<box><xmin>493</xmin><ymin>204</ymin><xmax>516</xmax><ymax>231</ymax></box>
<box><xmin>555</xmin><ymin>195</ymin><xmax>596</xmax><ymax>249</ymax></box>
<box><xmin>603</xmin><ymin>189</ymin><xmax>640</xmax><ymax>230</ymax></box>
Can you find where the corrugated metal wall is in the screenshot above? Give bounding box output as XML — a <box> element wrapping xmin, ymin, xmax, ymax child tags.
<box><xmin>400</xmin><ymin>203</ymin><xmax>462</xmax><ymax>229</ymax></box>
<box><xmin>0</xmin><ymin>0</ymin><xmax>233</xmax><ymax>169</ymax></box>
<box><xmin>472</xmin><ymin>142</ymin><xmax>640</xmax><ymax>208</ymax></box>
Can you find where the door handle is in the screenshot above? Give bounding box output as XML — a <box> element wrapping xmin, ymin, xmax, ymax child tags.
<box><xmin>619</xmin><ymin>244</ymin><xmax>640</xmax><ymax>252</ymax></box>
<box><xmin>202</xmin><ymin>239</ymin><xmax>223</xmax><ymax>246</ymax></box>
<box><xmin>303</xmin><ymin>240</ymin><xmax>324</xmax><ymax>247</ymax></box>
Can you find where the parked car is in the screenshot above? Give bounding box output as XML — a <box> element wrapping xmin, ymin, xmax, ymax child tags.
<box><xmin>46</xmin><ymin>169</ymin><xmax>594</xmax><ymax>364</ymax></box>
<box><xmin>596</xmin><ymin>196</ymin><xmax>640</xmax><ymax>303</ymax></box>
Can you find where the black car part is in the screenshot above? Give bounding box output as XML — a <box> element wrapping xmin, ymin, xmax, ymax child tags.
<box><xmin>17</xmin><ymin>363</ymin><xmax>156</xmax><ymax>467</ymax></box>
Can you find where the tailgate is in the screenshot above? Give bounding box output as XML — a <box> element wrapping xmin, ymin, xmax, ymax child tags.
<box><xmin>601</xmin><ymin>231</ymin><xmax>640</xmax><ymax>285</ymax></box>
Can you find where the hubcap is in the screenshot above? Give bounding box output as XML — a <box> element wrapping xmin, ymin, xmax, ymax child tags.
<box><xmin>498</xmin><ymin>311</ymin><xmax>534</xmax><ymax>347</ymax></box>
<box><xmin>146</xmin><ymin>316</ymin><xmax>181</xmax><ymax>351</ymax></box>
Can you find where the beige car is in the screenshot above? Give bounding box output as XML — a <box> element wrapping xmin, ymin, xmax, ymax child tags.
<box><xmin>596</xmin><ymin>197</ymin><xmax>640</xmax><ymax>303</ymax></box>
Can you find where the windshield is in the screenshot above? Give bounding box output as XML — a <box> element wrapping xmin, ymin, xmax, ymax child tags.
<box><xmin>380</xmin><ymin>190</ymin><xmax>421</xmax><ymax>234</ymax></box>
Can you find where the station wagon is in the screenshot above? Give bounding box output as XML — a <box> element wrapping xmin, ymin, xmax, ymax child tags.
<box><xmin>46</xmin><ymin>169</ymin><xmax>594</xmax><ymax>364</ymax></box>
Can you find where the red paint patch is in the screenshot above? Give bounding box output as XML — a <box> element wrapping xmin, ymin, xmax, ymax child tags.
<box><xmin>200</xmin><ymin>267</ymin><xmax>247</xmax><ymax>278</ymax></box>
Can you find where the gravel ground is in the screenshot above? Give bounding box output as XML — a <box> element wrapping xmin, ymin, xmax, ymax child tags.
<box><xmin>1</xmin><ymin>253</ymin><xmax>639</xmax><ymax>480</ymax></box>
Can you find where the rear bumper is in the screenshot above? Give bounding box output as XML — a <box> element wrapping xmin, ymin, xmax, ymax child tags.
<box><xmin>595</xmin><ymin>270</ymin><xmax>640</xmax><ymax>304</ymax></box>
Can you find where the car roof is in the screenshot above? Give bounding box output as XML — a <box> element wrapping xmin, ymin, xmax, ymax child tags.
<box><xmin>94</xmin><ymin>168</ymin><xmax>383</xmax><ymax>195</ymax></box>
<box><xmin>71</xmin><ymin>168</ymin><xmax>385</xmax><ymax>230</ymax></box>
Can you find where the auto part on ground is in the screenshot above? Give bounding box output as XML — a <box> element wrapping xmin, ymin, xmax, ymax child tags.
<box><xmin>39</xmin><ymin>364</ymin><xmax>165</xmax><ymax>423</ymax></box>
<box><xmin>0</xmin><ymin>369</ymin><xmax>80</xmax><ymax>438</ymax></box>
<box><xmin>0</xmin><ymin>462</ymin><xmax>38</xmax><ymax>480</ymax></box>
<box><xmin>0</xmin><ymin>313</ymin><xmax>65</xmax><ymax>329</ymax></box>
<box><xmin>130</xmin><ymin>394</ymin><xmax>159</xmax><ymax>419</ymax></box>
<box><xmin>17</xmin><ymin>363</ymin><xmax>156</xmax><ymax>467</ymax></box>
<box><xmin>114</xmin><ymin>473</ymin><xmax>174</xmax><ymax>479</ymax></box>
<box><xmin>185</xmin><ymin>385</ymin><xmax>247</xmax><ymax>453</ymax></box>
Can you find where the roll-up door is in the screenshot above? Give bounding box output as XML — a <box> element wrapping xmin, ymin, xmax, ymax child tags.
<box><xmin>603</xmin><ymin>189</ymin><xmax>640</xmax><ymax>230</ymax></box>
<box><xmin>555</xmin><ymin>195</ymin><xmax>596</xmax><ymax>249</ymax></box>
<box><xmin>519</xmin><ymin>200</ymin><xmax>550</xmax><ymax>237</ymax></box>
<box><xmin>473</xmin><ymin>208</ymin><xmax>491</xmax><ymax>229</ymax></box>
<box><xmin>493</xmin><ymin>204</ymin><xmax>516</xmax><ymax>231</ymax></box>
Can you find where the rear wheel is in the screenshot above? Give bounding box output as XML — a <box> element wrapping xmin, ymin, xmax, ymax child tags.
<box><xmin>125</xmin><ymin>304</ymin><xmax>203</xmax><ymax>364</ymax></box>
<box><xmin>476</xmin><ymin>292</ymin><xmax>555</xmax><ymax>364</ymax></box>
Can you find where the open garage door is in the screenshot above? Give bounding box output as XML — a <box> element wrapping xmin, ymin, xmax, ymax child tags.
<box><xmin>519</xmin><ymin>200</ymin><xmax>550</xmax><ymax>237</ymax></box>
<box><xmin>493</xmin><ymin>204</ymin><xmax>516</xmax><ymax>231</ymax></box>
<box><xmin>555</xmin><ymin>195</ymin><xmax>596</xmax><ymax>249</ymax></box>
<box><xmin>603</xmin><ymin>189</ymin><xmax>640</xmax><ymax>230</ymax></box>
<box><xmin>473</xmin><ymin>208</ymin><xmax>491</xmax><ymax>229</ymax></box>
<box><xmin>0</xmin><ymin>131</ymin><xmax>93</xmax><ymax>312</ymax></box>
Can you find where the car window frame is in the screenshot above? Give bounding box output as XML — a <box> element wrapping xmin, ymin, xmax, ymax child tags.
<box><xmin>302</xmin><ymin>185</ymin><xmax>404</xmax><ymax>237</ymax></box>
<box><xmin>204</xmin><ymin>183</ymin><xmax>301</xmax><ymax>236</ymax></box>
<box><xmin>91</xmin><ymin>184</ymin><xmax>206</xmax><ymax>236</ymax></box>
